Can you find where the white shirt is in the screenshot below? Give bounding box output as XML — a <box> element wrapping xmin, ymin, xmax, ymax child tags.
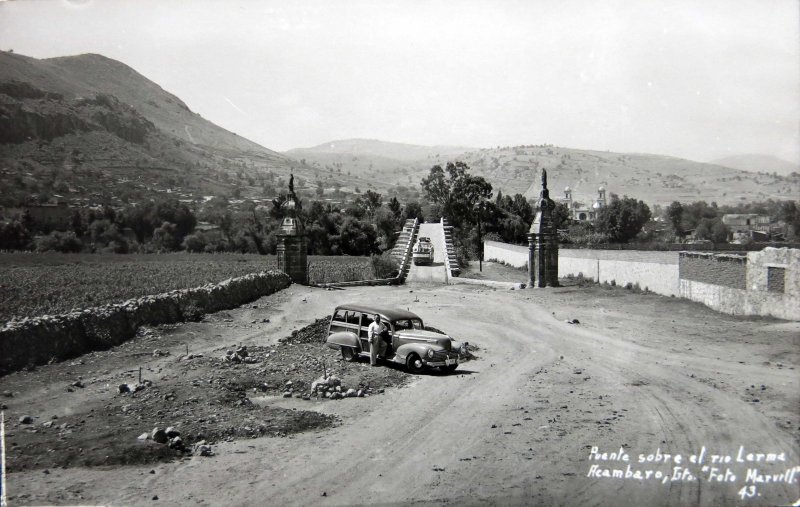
<box><xmin>367</xmin><ymin>321</ymin><xmax>385</xmax><ymax>342</ymax></box>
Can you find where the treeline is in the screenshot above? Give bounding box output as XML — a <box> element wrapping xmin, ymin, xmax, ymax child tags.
<box><xmin>417</xmin><ymin>162</ymin><xmax>800</xmax><ymax>259</ymax></box>
<box><xmin>419</xmin><ymin>161</ymin><xmax>537</xmax><ymax>263</ymax></box>
<box><xmin>664</xmin><ymin>200</ymin><xmax>800</xmax><ymax>242</ymax></box>
<box><xmin>0</xmin><ymin>192</ymin><xmax>425</xmax><ymax>256</ymax></box>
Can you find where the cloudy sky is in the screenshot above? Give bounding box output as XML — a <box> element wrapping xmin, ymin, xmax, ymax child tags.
<box><xmin>0</xmin><ymin>0</ymin><xmax>798</xmax><ymax>163</ymax></box>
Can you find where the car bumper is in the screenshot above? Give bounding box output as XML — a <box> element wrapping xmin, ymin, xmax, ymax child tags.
<box><xmin>424</xmin><ymin>357</ymin><xmax>461</xmax><ymax>367</ymax></box>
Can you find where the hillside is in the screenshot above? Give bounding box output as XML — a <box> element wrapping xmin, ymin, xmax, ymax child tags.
<box><xmin>288</xmin><ymin>138</ymin><xmax>472</xmax><ymax>162</ymax></box>
<box><xmin>285</xmin><ymin>139</ymin><xmax>472</xmax><ymax>196</ymax></box>
<box><xmin>454</xmin><ymin>146</ymin><xmax>800</xmax><ymax>206</ymax></box>
<box><xmin>290</xmin><ymin>140</ymin><xmax>800</xmax><ymax>206</ymax></box>
<box><xmin>0</xmin><ymin>51</ymin><xmax>356</xmax><ymax>207</ymax></box>
<box><xmin>711</xmin><ymin>154</ymin><xmax>799</xmax><ymax>177</ymax></box>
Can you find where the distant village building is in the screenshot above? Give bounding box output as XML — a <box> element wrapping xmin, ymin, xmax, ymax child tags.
<box><xmin>561</xmin><ymin>186</ymin><xmax>607</xmax><ymax>223</ymax></box>
<box><xmin>722</xmin><ymin>214</ymin><xmax>771</xmax><ymax>243</ymax></box>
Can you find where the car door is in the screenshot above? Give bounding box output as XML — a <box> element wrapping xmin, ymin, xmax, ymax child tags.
<box><xmin>329</xmin><ymin>309</ymin><xmax>349</xmax><ymax>335</ymax></box>
<box><xmin>359</xmin><ymin>313</ymin><xmax>373</xmax><ymax>353</ymax></box>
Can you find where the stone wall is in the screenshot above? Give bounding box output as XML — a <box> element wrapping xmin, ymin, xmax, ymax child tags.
<box><xmin>483</xmin><ymin>241</ymin><xmax>680</xmax><ymax>296</ymax></box>
<box><xmin>679</xmin><ymin>248</ymin><xmax>799</xmax><ymax>320</ymax></box>
<box><xmin>0</xmin><ymin>271</ymin><xmax>291</xmax><ymax>375</ymax></box>
<box><xmin>679</xmin><ymin>252</ymin><xmax>746</xmax><ymax>289</ymax></box>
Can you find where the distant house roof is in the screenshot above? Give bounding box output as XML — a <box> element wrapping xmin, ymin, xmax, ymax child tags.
<box><xmin>722</xmin><ymin>214</ymin><xmax>770</xmax><ymax>231</ymax></box>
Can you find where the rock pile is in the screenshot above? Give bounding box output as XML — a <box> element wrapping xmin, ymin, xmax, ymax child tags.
<box><xmin>118</xmin><ymin>380</ymin><xmax>153</xmax><ymax>394</ymax></box>
<box><xmin>223</xmin><ymin>346</ymin><xmax>259</xmax><ymax>364</ymax></box>
<box><xmin>310</xmin><ymin>375</ymin><xmax>366</xmax><ymax>400</ymax></box>
<box><xmin>140</xmin><ymin>426</ymin><xmax>191</xmax><ymax>453</ymax></box>
<box><xmin>278</xmin><ymin>318</ymin><xmax>330</xmax><ymax>345</ymax></box>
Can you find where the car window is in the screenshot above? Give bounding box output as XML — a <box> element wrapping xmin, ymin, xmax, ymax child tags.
<box><xmin>346</xmin><ymin>311</ymin><xmax>360</xmax><ymax>325</ymax></box>
<box><xmin>333</xmin><ymin>310</ymin><xmax>346</xmax><ymax>322</ymax></box>
<box><xmin>362</xmin><ymin>314</ymin><xmax>374</xmax><ymax>327</ymax></box>
<box><xmin>394</xmin><ymin>319</ymin><xmax>424</xmax><ymax>330</ymax></box>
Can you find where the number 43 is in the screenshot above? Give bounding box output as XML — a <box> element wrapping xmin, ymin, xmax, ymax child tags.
<box><xmin>738</xmin><ymin>485</ymin><xmax>757</xmax><ymax>500</ymax></box>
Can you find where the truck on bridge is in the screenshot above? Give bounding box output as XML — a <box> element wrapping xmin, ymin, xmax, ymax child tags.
<box><xmin>412</xmin><ymin>236</ymin><xmax>434</xmax><ymax>265</ymax></box>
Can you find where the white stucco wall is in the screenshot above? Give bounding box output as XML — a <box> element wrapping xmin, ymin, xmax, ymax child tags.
<box><xmin>483</xmin><ymin>241</ymin><xmax>680</xmax><ymax>296</ymax></box>
<box><xmin>680</xmin><ymin>278</ymin><xmax>799</xmax><ymax>321</ymax></box>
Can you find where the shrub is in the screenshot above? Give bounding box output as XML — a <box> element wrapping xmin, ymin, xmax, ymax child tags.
<box><xmin>370</xmin><ymin>251</ymin><xmax>399</xmax><ymax>279</ymax></box>
<box><xmin>35</xmin><ymin>231</ymin><xmax>83</xmax><ymax>253</ymax></box>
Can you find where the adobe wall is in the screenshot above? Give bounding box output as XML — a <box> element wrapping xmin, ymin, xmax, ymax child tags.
<box><xmin>0</xmin><ymin>271</ymin><xmax>291</xmax><ymax>375</ymax></box>
<box><xmin>746</xmin><ymin>247</ymin><xmax>800</xmax><ymax>296</ymax></box>
<box><xmin>678</xmin><ymin>248</ymin><xmax>799</xmax><ymax>320</ymax></box>
<box><xmin>679</xmin><ymin>252</ymin><xmax>746</xmax><ymax>289</ymax></box>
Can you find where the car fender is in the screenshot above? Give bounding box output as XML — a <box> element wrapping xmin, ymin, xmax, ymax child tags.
<box><xmin>326</xmin><ymin>331</ymin><xmax>360</xmax><ymax>351</ymax></box>
<box><xmin>395</xmin><ymin>343</ymin><xmax>438</xmax><ymax>362</ymax></box>
<box><xmin>450</xmin><ymin>340</ymin><xmax>469</xmax><ymax>354</ymax></box>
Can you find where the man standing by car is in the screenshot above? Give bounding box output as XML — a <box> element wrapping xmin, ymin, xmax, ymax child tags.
<box><xmin>368</xmin><ymin>314</ymin><xmax>386</xmax><ymax>366</ymax></box>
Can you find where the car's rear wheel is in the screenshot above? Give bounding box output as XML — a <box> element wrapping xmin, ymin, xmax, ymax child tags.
<box><xmin>406</xmin><ymin>353</ymin><xmax>424</xmax><ymax>373</ymax></box>
<box><xmin>341</xmin><ymin>347</ymin><xmax>357</xmax><ymax>362</ymax></box>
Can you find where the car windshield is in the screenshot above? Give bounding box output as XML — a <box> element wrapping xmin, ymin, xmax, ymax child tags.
<box><xmin>393</xmin><ymin>318</ymin><xmax>424</xmax><ymax>330</ymax></box>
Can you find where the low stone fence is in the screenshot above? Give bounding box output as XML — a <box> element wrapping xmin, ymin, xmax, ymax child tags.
<box><xmin>0</xmin><ymin>271</ymin><xmax>291</xmax><ymax>375</ymax></box>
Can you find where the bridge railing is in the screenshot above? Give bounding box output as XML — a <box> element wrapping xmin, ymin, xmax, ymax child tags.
<box><xmin>440</xmin><ymin>217</ymin><xmax>460</xmax><ymax>277</ymax></box>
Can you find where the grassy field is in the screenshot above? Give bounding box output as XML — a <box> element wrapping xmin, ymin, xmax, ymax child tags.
<box><xmin>0</xmin><ymin>252</ymin><xmax>373</xmax><ymax>322</ymax></box>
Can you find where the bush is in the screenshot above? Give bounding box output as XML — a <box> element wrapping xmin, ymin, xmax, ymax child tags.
<box><xmin>35</xmin><ymin>231</ymin><xmax>83</xmax><ymax>253</ymax></box>
<box><xmin>370</xmin><ymin>251</ymin><xmax>399</xmax><ymax>279</ymax></box>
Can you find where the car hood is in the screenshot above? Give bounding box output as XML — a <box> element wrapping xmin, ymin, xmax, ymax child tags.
<box><xmin>395</xmin><ymin>329</ymin><xmax>451</xmax><ymax>348</ymax></box>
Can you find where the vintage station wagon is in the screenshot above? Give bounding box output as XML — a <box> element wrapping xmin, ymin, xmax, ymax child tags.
<box><xmin>325</xmin><ymin>304</ymin><xmax>467</xmax><ymax>373</ymax></box>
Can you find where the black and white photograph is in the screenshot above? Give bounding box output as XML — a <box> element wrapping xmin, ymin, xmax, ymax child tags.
<box><xmin>0</xmin><ymin>1</ymin><xmax>798</xmax><ymax>505</ymax></box>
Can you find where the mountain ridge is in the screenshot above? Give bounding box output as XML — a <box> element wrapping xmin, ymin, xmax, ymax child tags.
<box><xmin>290</xmin><ymin>139</ymin><xmax>800</xmax><ymax>206</ymax></box>
<box><xmin>710</xmin><ymin>154</ymin><xmax>798</xmax><ymax>176</ymax></box>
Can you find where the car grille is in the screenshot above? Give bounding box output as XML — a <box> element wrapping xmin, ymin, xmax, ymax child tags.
<box><xmin>430</xmin><ymin>350</ymin><xmax>459</xmax><ymax>361</ymax></box>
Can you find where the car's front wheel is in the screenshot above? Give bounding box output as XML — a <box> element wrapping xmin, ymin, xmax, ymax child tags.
<box><xmin>341</xmin><ymin>347</ymin><xmax>358</xmax><ymax>362</ymax></box>
<box><xmin>406</xmin><ymin>353</ymin><xmax>424</xmax><ymax>373</ymax></box>
<box><xmin>442</xmin><ymin>364</ymin><xmax>458</xmax><ymax>373</ymax></box>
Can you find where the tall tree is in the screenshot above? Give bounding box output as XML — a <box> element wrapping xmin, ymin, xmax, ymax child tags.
<box><xmin>356</xmin><ymin>190</ymin><xmax>383</xmax><ymax>219</ymax></box>
<box><xmin>595</xmin><ymin>195</ymin><xmax>651</xmax><ymax>243</ymax></box>
<box><xmin>666</xmin><ymin>201</ymin><xmax>684</xmax><ymax>237</ymax></box>
<box><xmin>420</xmin><ymin>161</ymin><xmax>492</xmax><ymax>226</ymax></box>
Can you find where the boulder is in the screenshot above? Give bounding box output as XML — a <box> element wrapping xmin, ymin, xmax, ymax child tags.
<box><xmin>195</xmin><ymin>444</ymin><xmax>214</xmax><ymax>457</ymax></box>
<box><xmin>151</xmin><ymin>427</ymin><xmax>168</xmax><ymax>444</ymax></box>
<box><xmin>19</xmin><ymin>415</ymin><xmax>34</xmax><ymax>424</ymax></box>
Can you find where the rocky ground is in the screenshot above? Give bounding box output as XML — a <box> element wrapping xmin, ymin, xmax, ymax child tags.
<box><xmin>1</xmin><ymin>313</ymin><xmax>418</xmax><ymax>473</ymax></box>
<box><xmin>1</xmin><ymin>268</ymin><xmax>798</xmax><ymax>506</ymax></box>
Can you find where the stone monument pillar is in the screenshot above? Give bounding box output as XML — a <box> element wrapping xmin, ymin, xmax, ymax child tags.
<box><xmin>276</xmin><ymin>175</ymin><xmax>308</xmax><ymax>284</ymax></box>
<box><xmin>528</xmin><ymin>169</ymin><xmax>559</xmax><ymax>288</ymax></box>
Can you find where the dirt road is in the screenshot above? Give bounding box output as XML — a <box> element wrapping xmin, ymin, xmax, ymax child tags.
<box><xmin>4</xmin><ymin>282</ymin><xmax>799</xmax><ymax>506</ymax></box>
